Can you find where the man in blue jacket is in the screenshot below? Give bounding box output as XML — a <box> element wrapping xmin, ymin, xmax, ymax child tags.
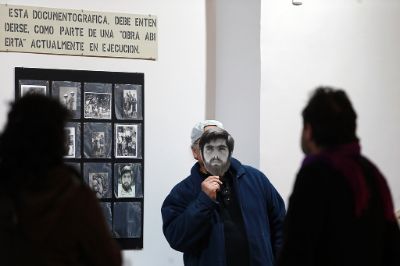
<box><xmin>161</xmin><ymin>125</ymin><xmax>286</xmax><ymax>266</ymax></box>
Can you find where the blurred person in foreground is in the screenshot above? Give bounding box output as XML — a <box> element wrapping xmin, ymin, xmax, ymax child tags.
<box><xmin>277</xmin><ymin>87</ymin><xmax>400</xmax><ymax>266</ymax></box>
<box><xmin>0</xmin><ymin>94</ymin><xmax>121</xmax><ymax>266</ymax></box>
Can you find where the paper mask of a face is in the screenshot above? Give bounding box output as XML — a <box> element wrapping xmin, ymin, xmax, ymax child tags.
<box><xmin>202</xmin><ymin>138</ymin><xmax>231</xmax><ymax>176</ymax></box>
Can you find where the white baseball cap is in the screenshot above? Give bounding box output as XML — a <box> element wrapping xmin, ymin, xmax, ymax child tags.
<box><xmin>190</xmin><ymin>120</ymin><xmax>224</xmax><ymax>145</ymax></box>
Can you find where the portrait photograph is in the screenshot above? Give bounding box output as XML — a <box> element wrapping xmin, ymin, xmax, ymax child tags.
<box><xmin>20</xmin><ymin>85</ymin><xmax>46</xmax><ymax>97</ymax></box>
<box><xmin>59</xmin><ymin>86</ymin><xmax>78</xmax><ymax>111</ymax></box>
<box><xmin>88</xmin><ymin>172</ymin><xmax>110</xmax><ymax>199</ymax></box>
<box><xmin>84</xmin><ymin>92</ymin><xmax>112</xmax><ymax>119</ymax></box>
<box><xmin>114</xmin><ymin>163</ymin><xmax>142</xmax><ymax>198</ymax></box>
<box><xmin>113</xmin><ymin>202</ymin><xmax>142</xmax><ymax>238</ymax></box>
<box><xmin>115</xmin><ymin>124</ymin><xmax>137</xmax><ymax>158</ymax></box>
<box><xmin>64</xmin><ymin>127</ymin><xmax>75</xmax><ymax>158</ymax></box>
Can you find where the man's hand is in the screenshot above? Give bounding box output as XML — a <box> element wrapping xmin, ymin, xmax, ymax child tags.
<box><xmin>201</xmin><ymin>175</ymin><xmax>222</xmax><ymax>200</ymax></box>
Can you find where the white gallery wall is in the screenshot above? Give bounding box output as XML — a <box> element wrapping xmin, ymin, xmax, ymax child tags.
<box><xmin>260</xmin><ymin>0</ymin><xmax>400</xmax><ymax>210</ymax></box>
<box><xmin>213</xmin><ymin>0</ymin><xmax>261</xmax><ymax>168</ymax></box>
<box><xmin>0</xmin><ymin>0</ymin><xmax>206</xmax><ymax>265</ymax></box>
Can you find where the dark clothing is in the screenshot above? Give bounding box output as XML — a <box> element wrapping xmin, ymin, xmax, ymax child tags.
<box><xmin>161</xmin><ymin>158</ymin><xmax>286</xmax><ymax>266</ymax></box>
<box><xmin>278</xmin><ymin>143</ymin><xmax>400</xmax><ymax>266</ymax></box>
<box><xmin>0</xmin><ymin>165</ymin><xmax>122</xmax><ymax>266</ymax></box>
<box><xmin>219</xmin><ymin>171</ymin><xmax>250</xmax><ymax>266</ymax></box>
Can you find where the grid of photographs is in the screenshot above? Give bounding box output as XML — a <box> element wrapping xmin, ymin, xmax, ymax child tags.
<box><xmin>16</xmin><ymin>68</ymin><xmax>144</xmax><ymax>250</ymax></box>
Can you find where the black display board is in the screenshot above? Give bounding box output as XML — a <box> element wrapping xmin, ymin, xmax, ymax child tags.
<box><xmin>15</xmin><ymin>67</ymin><xmax>144</xmax><ymax>249</ymax></box>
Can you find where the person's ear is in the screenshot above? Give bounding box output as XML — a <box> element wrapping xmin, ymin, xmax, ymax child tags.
<box><xmin>192</xmin><ymin>148</ymin><xmax>199</xmax><ymax>160</ymax></box>
<box><xmin>303</xmin><ymin>123</ymin><xmax>313</xmax><ymax>142</ymax></box>
<box><xmin>192</xmin><ymin>146</ymin><xmax>203</xmax><ymax>161</ymax></box>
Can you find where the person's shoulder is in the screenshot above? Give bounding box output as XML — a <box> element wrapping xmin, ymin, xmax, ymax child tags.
<box><xmin>231</xmin><ymin>158</ymin><xmax>266</xmax><ymax>177</ymax></box>
<box><xmin>170</xmin><ymin>169</ymin><xmax>200</xmax><ymax>194</ymax></box>
<box><xmin>164</xmin><ymin>163</ymin><xmax>203</xmax><ymax>202</ymax></box>
<box><xmin>296</xmin><ymin>158</ymin><xmax>342</xmax><ymax>189</ymax></box>
<box><xmin>298</xmin><ymin>157</ymin><xmax>336</xmax><ymax>176</ymax></box>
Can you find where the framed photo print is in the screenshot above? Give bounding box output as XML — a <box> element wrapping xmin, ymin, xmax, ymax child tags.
<box><xmin>64</xmin><ymin>122</ymin><xmax>81</xmax><ymax>159</ymax></box>
<box><xmin>84</xmin><ymin>83</ymin><xmax>112</xmax><ymax>119</ymax></box>
<box><xmin>52</xmin><ymin>81</ymin><xmax>81</xmax><ymax>119</ymax></box>
<box><xmin>115</xmin><ymin>84</ymin><xmax>143</xmax><ymax>120</ymax></box>
<box><xmin>115</xmin><ymin>124</ymin><xmax>138</xmax><ymax>158</ymax></box>
<box><xmin>20</xmin><ymin>84</ymin><xmax>47</xmax><ymax>96</ymax></box>
<box><xmin>114</xmin><ymin>163</ymin><xmax>143</xmax><ymax>198</ymax></box>
<box><xmin>84</xmin><ymin>162</ymin><xmax>112</xmax><ymax>199</ymax></box>
<box><xmin>84</xmin><ymin>122</ymin><xmax>112</xmax><ymax>158</ymax></box>
<box><xmin>64</xmin><ymin>127</ymin><xmax>76</xmax><ymax>158</ymax></box>
<box><xmin>18</xmin><ymin>79</ymin><xmax>49</xmax><ymax>98</ymax></box>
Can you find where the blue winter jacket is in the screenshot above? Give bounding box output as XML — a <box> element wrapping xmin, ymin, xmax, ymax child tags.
<box><xmin>161</xmin><ymin>158</ymin><xmax>286</xmax><ymax>266</ymax></box>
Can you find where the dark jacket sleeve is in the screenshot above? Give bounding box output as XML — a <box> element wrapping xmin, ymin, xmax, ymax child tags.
<box><xmin>277</xmin><ymin>165</ymin><xmax>327</xmax><ymax>266</ymax></box>
<box><xmin>264</xmin><ymin>174</ymin><xmax>286</xmax><ymax>257</ymax></box>
<box><xmin>161</xmin><ymin>184</ymin><xmax>218</xmax><ymax>252</ymax></box>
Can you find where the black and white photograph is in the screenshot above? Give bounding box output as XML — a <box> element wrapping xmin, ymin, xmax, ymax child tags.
<box><xmin>83</xmin><ymin>163</ymin><xmax>112</xmax><ymax>199</ymax></box>
<box><xmin>60</xmin><ymin>86</ymin><xmax>78</xmax><ymax>111</ymax></box>
<box><xmin>122</xmin><ymin>89</ymin><xmax>137</xmax><ymax>119</ymax></box>
<box><xmin>64</xmin><ymin>122</ymin><xmax>81</xmax><ymax>158</ymax></box>
<box><xmin>84</xmin><ymin>92</ymin><xmax>112</xmax><ymax>119</ymax></box>
<box><xmin>115</xmin><ymin>84</ymin><xmax>143</xmax><ymax>120</ymax></box>
<box><xmin>91</xmin><ymin>131</ymin><xmax>106</xmax><ymax>157</ymax></box>
<box><xmin>52</xmin><ymin>81</ymin><xmax>81</xmax><ymax>119</ymax></box>
<box><xmin>89</xmin><ymin>172</ymin><xmax>110</xmax><ymax>199</ymax></box>
<box><xmin>84</xmin><ymin>123</ymin><xmax>112</xmax><ymax>158</ymax></box>
<box><xmin>113</xmin><ymin>202</ymin><xmax>142</xmax><ymax>238</ymax></box>
<box><xmin>114</xmin><ymin>163</ymin><xmax>143</xmax><ymax>198</ymax></box>
<box><xmin>115</xmin><ymin>124</ymin><xmax>137</xmax><ymax>158</ymax></box>
<box><xmin>16</xmin><ymin>68</ymin><xmax>145</xmax><ymax>249</ymax></box>
<box><xmin>64</xmin><ymin>127</ymin><xmax>75</xmax><ymax>158</ymax></box>
<box><xmin>20</xmin><ymin>85</ymin><xmax>46</xmax><ymax>97</ymax></box>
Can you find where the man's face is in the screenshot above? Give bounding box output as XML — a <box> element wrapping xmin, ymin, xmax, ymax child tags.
<box><xmin>121</xmin><ymin>172</ymin><xmax>133</xmax><ymax>191</ymax></box>
<box><xmin>202</xmin><ymin>138</ymin><xmax>230</xmax><ymax>176</ymax></box>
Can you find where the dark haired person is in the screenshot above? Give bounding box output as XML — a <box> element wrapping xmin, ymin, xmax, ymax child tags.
<box><xmin>118</xmin><ymin>165</ymin><xmax>135</xmax><ymax>197</ymax></box>
<box><xmin>162</xmin><ymin>126</ymin><xmax>285</xmax><ymax>266</ymax></box>
<box><xmin>278</xmin><ymin>87</ymin><xmax>400</xmax><ymax>266</ymax></box>
<box><xmin>0</xmin><ymin>94</ymin><xmax>121</xmax><ymax>266</ymax></box>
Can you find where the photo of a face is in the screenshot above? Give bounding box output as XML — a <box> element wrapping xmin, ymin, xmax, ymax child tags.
<box><xmin>89</xmin><ymin>172</ymin><xmax>109</xmax><ymax>198</ymax></box>
<box><xmin>202</xmin><ymin>138</ymin><xmax>230</xmax><ymax>176</ymax></box>
<box><xmin>21</xmin><ymin>85</ymin><xmax>46</xmax><ymax>97</ymax></box>
<box><xmin>64</xmin><ymin>127</ymin><xmax>75</xmax><ymax>158</ymax></box>
<box><xmin>60</xmin><ymin>86</ymin><xmax>77</xmax><ymax>111</ymax></box>
<box><xmin>118</xmin><ymin>165</ymin><xmax>135</xmax><ymax>198</ymax></box>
